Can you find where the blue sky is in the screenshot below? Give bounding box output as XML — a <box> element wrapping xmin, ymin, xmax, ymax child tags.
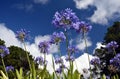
<box><xmin>0</xmin><ymin>0</ymin><xmax>120</xmax><ymax>56</ymax></box>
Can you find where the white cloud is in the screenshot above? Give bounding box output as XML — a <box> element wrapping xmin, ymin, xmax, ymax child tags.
<box><xmin>95</xmin><ymin>42</ymin><xmax>105</xmax><ymax>49</ymax></box>
<box><xmin>33</xmin><ymin>0</ymin><xmax>49</xmax><ymax>4</ymax></box>
<box><xmin>76</xmin><ymin>36</ymin><xmax>92</xmax><ymax>51</ymax></box>
<box><xmin>73</xmin><ymin>53</ymin><xmax>94</xmax><ymax>73</ymax></box>
<box><xmin>0</xmin><ymin>23</ymin><xmax>21</xmax><ymax>47</ymax></box>
<box><xmin>74</xmin><ymin>0</ymin><xmax>120</xmax><ymax>24</ymax></box>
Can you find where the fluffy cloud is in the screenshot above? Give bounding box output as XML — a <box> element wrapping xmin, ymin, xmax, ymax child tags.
<box><xmin>76</xmin><ymin>36</ymin><xmax>92</xmax><ymax>51</ymax></box>
<box><xmin>95</xmin><ymin>42</ymin><xmax>105</xmax><ymax>49</ymax></box>
<box><xmin>33</xmin><ymin>0</ymin><xmax>49</xmax><ymax>4</ymax></box>
<box><xmin>74</xmin><ymin>0</ymin><xmax>120</xmax><ymax>24</ymax></box>
<box><xmin>0</xmin><ymin>23</ymin><xmax>21</xmax><ymax>47</ymax></box>
<box><xmin>73</xmin><ymin>53</ymin><xmax>94</xmax><ymax>73</ymax></box>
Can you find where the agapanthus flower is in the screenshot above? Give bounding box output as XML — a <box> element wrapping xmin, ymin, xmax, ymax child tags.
<box><xmin>67</xmin><ymin>45</ymin><xmax>79</xmax><ymax>54</ymax></box>
<box><xmin>73</xmin><ymin>21</ymin><xmax>92</xmax><ymax>33</ymax></box>
<box><xmin>35</xmin><ymin>56</ymin><xmax>44</xmax><ymax>65</ymax></box>
<box><xmin>65</xmin><ymin>55</ymin><xmax>75</xmax><ymax>61</ymax></box>
<box><xmin>55</xmin><ymin>67</ymin><xmax>62</xmax><ymax>74</ymax></box>
<box><xmin>90</xmin><ymin>58</ymin><xmax>100</xmax><ymax>65</ymax></box>
<box><xmin>55</xmin><ymin>55</ymin><xmax>63</xmax><ymax>64</ymax></box>
<box><xmin>50</xmin><ymin>32</ymin><xmax>66</xmax><ymax>44</ymax></box>
<box><xmin>52</xmin><ymin>8</ymin><xmax>79</xmax><ymax>30</ymax></box>
<box><xmin>6</xmin><ymin>65</ymin><xmax>14</xmax><ymax>72</ymax></box>
<box><xmin>16</xmin><ymin>29</ymin><xmax>30</xmax><ymax>41</ymax></box>
<box><xmin>59</xmin><ymin>64</ymin><xmax>66</xmax><ymax>69</ymax></box>
<box><xmin>109</xmin><ymin>55</ymin><xmax>120</xmax><ymax>70</ymax></box>
<box><xmin>38</xmin><ymin>41</ymin><xmax>50</xmax><ymax>54</ymax></box>
<box><xmin>0</xmin><ymin>45</ymin><xmax>10</xmax><ymax>58</ymax></box>
<box><xmin>106</xmin><ymin>41</ymin><xmax>118</xmax><ymax>49</ymax></box>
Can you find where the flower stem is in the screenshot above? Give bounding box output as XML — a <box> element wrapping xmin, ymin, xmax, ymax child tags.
<box><xmin>64</xmin><ymin>30</ymin><xmax>73</xmax><ymax>79</ymax></box>
<box><xmin>1</xmin><ymin>58</ymin><xmax>8</xmax><ymax>77</ymax></box>
<box><xmin>23</xmin><ymin>41</ymin><xmax>32</xmax><ymax>73</ymax></box>
<box><xmin>113</xmin><ymin>48</ymin><xmax>116</xmax><ymax>55</ymax></box>
<box><xmin>83</xmin><ymin>32</ymin><xmax>92</xmax><ymax>78</ymax></box>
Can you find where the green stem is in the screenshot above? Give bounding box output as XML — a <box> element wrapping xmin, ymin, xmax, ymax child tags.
<box><xmin>23</xmin><ymin>41</ymin><xmax>32</xmax><ymax>73</ymax></box>
<box><xmin>44</xmin><ymin>53</ymin><xmax>46</xmax><ymax>68</ymax></box>
<box><xmin>52</xmin><ymin>56</ymin><xmax>59</xmax><ymax>79</ymax></box>
<box><xmin>1</xmin><ymin>58</ymin><xmax>8</xmax><ymax>77</ymax></box>
<box><xmin>83</xmin><ymin>32</ymin><xmax>92</xmax><ymax>78</ymax></box>
<box><xmin>113</xmin><ymin>48</ymin><xmax>116</xmax><ymax>55</ymax></box>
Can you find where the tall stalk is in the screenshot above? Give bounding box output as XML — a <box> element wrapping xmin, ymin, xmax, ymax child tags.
<box><xmin>22</xmin><ymin>41</ymin><xmax>32</xmax><ymax>73</ymax></box>
<box><xmin>83</xmin><ymin>32</ymin><xmax>92</xmax><ymax>78</ymax></box>
<box><xmin>1</xmin><ymin>58</ymin><xmax>8</xmax><ymax>77</ymax></box>
<box><xmin>64</xmin><ymin>30</ymin><xmax>73</xmax><ymax>79</ymax></box>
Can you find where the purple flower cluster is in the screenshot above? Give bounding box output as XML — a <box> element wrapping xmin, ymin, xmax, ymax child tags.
<box><xmin>73</xmin><ymin>21</ymin><xmax>92</xmax><ymax>33</ymax></box>
<box><xmin>50</xmin><ymin>32</ymin><xmax>66</xmax><ymax>44</ymax></box>
<box><xmin>16</xmin><ymin>29</ymin><xmax>30</xmax><ymax>41</ymax></box>
<box><xmin>38</xmin><ymin>41</ymin><xmax>50</xmax><ymax>54</ymax></box>
<box><xmin>67</xmin><ymin>45</ymin><xmax>79</xmax><ymax>54</ymax></box>
<box><xmin>55</xmin><ymin>67</ymin><xmax>62</xmax><ymax>74</ymax></box>
<box><xmin>52</xmin><ymin>8</ymin><xmax>79</xmax><ymax>30</ymax></box>
<box><xmin>6</xmin><ymin>65</ymin><xmax>14</xmax><ymax>72</ymax></box>
<box><xmin>55</xmin><ymin>64</ymin><xmax>66</xmax><ymax>74</ymax></box>
<box><xmin>106</xmin><ymin>41</ymin><xmax>119</xmax><ymax>49</ymax></box>
<box><xmin>109</xmin><ymin>54</ymin><xmax>120</xmax><ymax>71</ymax></box>
<box><xmin>90</xmin><ymin>58</ymin><xmax>100</xmax><ymax>65</ymax></box>
<box><xmin>55</xmin><ymin>55</ymin><xmax>63</xmax><ymax>64</ymax></box>
<box><xmin>0</xmin><ymin>45</ymin><xmax>10</xmax><ymax>58</ymax></box>
<box><xmin>35</xmin><ymin>56</ymin><xmax>44</xmax><ymax>65</ymax></box>
<box><xmin>65</xmin><ymin>55</ymin><xmax>75</xmax><ymax>62</ymax></box>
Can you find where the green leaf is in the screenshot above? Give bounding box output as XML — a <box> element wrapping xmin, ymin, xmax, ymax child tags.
<box><xmin>16</xmin><ymin>68</ymin><xmax>23</xmax><ymax>79</ymax></box>
<box><xmin>102</xmin><ymin>74</ymin><xmax>106</xmax><ymax>79</ymax></box>
<box><xmin>31</xmin><ymin>62</ymin><xmax>36</xmax><ymax>79</ymax></box>
<box><xmin>73</xmin><ymin>70</ymin><xmax>80</xmax><ymax>79</ymax></box>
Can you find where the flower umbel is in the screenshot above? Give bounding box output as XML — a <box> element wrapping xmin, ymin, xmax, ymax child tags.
<box><xmin>65</xmin><ymin>55</ymin><xmax>75</xmax><ymax>62</ymax></box>
<box><xmin>50</xmin><ymin>32</ymin><xmax>66</xmax><ymax>44</ymax></box>
<box><xmin>73</xmin><ymin>21</ymin><xmax>92</xmax><ymax>33</ymax></box>
<box><xmin>35</xmin><ymin>56</ymin><xmax>44</xmax><ymax>65</ymax></box>
<box><xmin>38</xmin><ymin>41</ymin><xmax>50</xmax><ymax>54</ymax></box>
<box><xmin>106</xmin><ymin>41</ymin><xmax>118</xmax><ymax>49</ymax></box>
<box><xmin>90</xmin><ymin>58</ymin><xmax>100</xmax><ymax>66</ymax></box>
<box><xmin>6</xmin><ymin>65</ymin><xmax>14</xmax><ymax>72</ymax></box>
<box><xmin>0</xmin><ymin>45</ymin><xmax>10</xmax><ymax>58</ymax></box>
<box><xmin>67</xmin><ymin>45</ymin><xmax>79</xmax><ymax>55</ymax></box>
<box><xmin>109</xmin><ymin>54</ymin><xmax>120</xmax><ymax>71</ymax></box>
<box><xmin>16</xmin><ymin>29</ymin><xmax>30</xmax><ymax>41</ymax></box>
<box><xmin>52</xmin><ymin>8</ymin><xmax>79</xmax><ymax>30</ymax></box>
<box><xmin>55</xmin><ymin>55</ymin><xmax>63</xmax><ymax>64</ymax></box>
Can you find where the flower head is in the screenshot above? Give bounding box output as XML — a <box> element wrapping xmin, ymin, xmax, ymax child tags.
<box><xmin>52</xmin><ymin>8</ymin><xmax>79</xmax><ymax>30</ymax></box>
<box><xmin>0</xmin><ymin>45</ymin><xmax>10</xmax><ymax>58</ymax></box>
<box><xmin>106</xmin><ymin>41</ymin><xmax>118</xmax><ymax>49</ymax></box>
<box><xmin>73</xmin><ymin>21</ymin><xmax>92</xmax><ymax>33</ymax></box>
<box><xmin>55</xmin><ymin>55</ymin><xmax>63</xmax><ymax>64</ymax></box>
<box><xmin>67</xmin><ymin>45</ymin><xmax>79</xmax><ymax>54</ymax></box>
<box><xmin>6</xmin><ymin>65</ymin><xmax>14</xmax><ymax>72</ymax></box>
<box><xmin>38</xmin><ymin>41</ymin><xmax>50</xmax><ymax>54</ymax></box>
<box><xmin>55</xmin><ymin>67</ymin><xmax>62</xmax><ymax>74</ymax></box>
<box><xmin>65</xmin><ymin>55</ymin><xmax>75</xmax><ymax>61</ymax></box>
<box><xmin>109</xmin><ymin>55</ymin><xmax>120</xmax><ymax>70</ymax></box>
<box><xmin>90</xmin><ymin>58</ymin><xmax>100</xmax><ymax>65</ymax></box>
<box><xmin>35</xmin><ymin>56</ymin><xmax>44</xmax><ymax>65</ymax></box>
<box><xmin>50</xmin><ymin>32</ymin><xmax>66</xmax><ymax>44</ymax></box>
<box><xmin>16</xmin><ymin>29</ymin><xmax>30</xmax><ymax>41</ymax></box>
